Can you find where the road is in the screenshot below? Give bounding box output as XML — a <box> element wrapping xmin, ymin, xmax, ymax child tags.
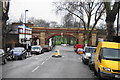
<box><xmin>1</xmin><ymin>46</ymin><xmax>96</xmax><ymax>79</ymax></box>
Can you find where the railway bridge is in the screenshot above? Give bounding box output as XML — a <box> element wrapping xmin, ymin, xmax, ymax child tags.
<box><xmin>31</xmin><ymin>27</ymin><xmax>97</xmax><ymax>46</ymax></box>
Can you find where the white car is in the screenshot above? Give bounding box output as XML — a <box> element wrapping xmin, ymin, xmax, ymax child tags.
<box><xmin>82</xmin><ymin>47</ymin><xmax>96</xmax><ymax>64</ymax></box>
<box><xmin>31</xmin><ymin>45</ymin><xmax>44</xmax><ymax>55</ymax></box>
<box><xmin>61</xmin><ymin>44</ymin><xmax>68</xmax><ymax>47</ymax></box>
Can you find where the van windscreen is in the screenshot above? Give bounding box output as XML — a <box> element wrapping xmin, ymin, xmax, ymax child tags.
<box><xmin>102</xmin><ymin>48</ymin><xmax>120</xmax><ymax>60</ymax></box>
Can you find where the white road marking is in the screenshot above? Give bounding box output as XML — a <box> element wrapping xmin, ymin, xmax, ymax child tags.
<box><xmin>46</xmin><ymin>58</ymin><xmax>49</xmax><ymax>61</ymax></box>
<box><xmin>41</xmin><ymin>62</ymin><xmax>45</xmax><ymax>65</ymax></box>
<box><xmin>49</xmin><ymin>55</ymin><xmax>51</xmax><ymax>59</ymax></box>
<box><xmin>32</xmin><ymin>66</ymin><xmax>39</xmax><ymax>72</ymax></box>
<box><xmin>35</xmin><ymin>57</ymin><xmax>38</xmax><ymax>59</ymax></box>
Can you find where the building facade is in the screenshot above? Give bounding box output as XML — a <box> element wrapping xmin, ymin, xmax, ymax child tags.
<box><xmin>18</xmin><ymin>24</ymin><xmax>32</xmax><ymax>48</ymax></box>
<box><xmin>6</xmin><ymin>23</ymin><xmax>32</xmax><ymax>49</ymax></box>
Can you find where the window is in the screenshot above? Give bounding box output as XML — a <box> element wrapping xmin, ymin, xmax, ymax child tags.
<box><xmin>101</xmin><ymin>48</ymin><xmax>120</xmax><ymax>60</ymax></box>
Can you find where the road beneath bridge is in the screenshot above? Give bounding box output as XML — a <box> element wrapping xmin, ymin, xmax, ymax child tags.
<box><xmin>1</xmin><ymin>46</ymin><xmax>96</xmax><ymax>79</ymax></box>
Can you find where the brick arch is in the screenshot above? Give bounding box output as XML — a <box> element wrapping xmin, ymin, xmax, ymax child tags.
<box><xmin>45</xmin><ymin>33</ymin><xmax>78</xmax><ymax>41</ymax></box>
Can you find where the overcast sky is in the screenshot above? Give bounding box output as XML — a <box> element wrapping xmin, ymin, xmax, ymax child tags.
<box><xmin>8</xmin><ymin>0</ymin><xmax>62</xmax><ymax>24</ymax></box>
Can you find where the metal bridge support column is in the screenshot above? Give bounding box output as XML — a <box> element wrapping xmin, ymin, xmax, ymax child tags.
<box><xmin>40</xmin><ymin>32</ymin><xmax>45</xmax><ymax>46</ymax></box>
<box><xmin>78</xmin><ymin>33</ymin><xmax>84</xmax><ymax>45</ymax></box>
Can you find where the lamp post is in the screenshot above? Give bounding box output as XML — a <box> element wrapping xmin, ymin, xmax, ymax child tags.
<box><xmin>24</xmin><ymin>10</ymin><xmax>28</xmax><ymax>49</ymax></box>
<box><xmin>117</xmin><ymin>2</ymin><xmax>120</xmax><ymax>36</ymax></box>
<box><xmin>25</xmin><ymin>10</ymin><xmax>28</xmax><ymax>26</ymax></box>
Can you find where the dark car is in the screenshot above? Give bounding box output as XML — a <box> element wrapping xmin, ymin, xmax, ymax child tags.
<box><xmin>88</xmin><ymin>52</ymin><xmax>95</xmax><ymax>70</ymax></box>
<box><xmin>0</xmin><ymin>49</ymin><xmax>7</xmax><ymax>64</ymax></box>
<box><xmin>10</xmin><ymin>47</ymin><xmax>27</xmax><ymax>60</ymax></box>
<box><xmin>42</xmin><ymin>45</ymin><xmax>51</xmax><ymax>52</ymax></box>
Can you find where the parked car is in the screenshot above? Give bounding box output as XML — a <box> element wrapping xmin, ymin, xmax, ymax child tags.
<box><xmin>42</xmin><ymin>45</ymin><xmax>51</xmax><ymax>52</ymax></box>
<box><xmin>88</xmin><ymin>52</ymin><xmax>95</xmax><ymax>70</ymax></box>
<box><xmin>61</xmin><ymin>44</ymin><xmax>68</xmax><ymax>47</ymax></box>
<box><xmin>77</xmin><ymin>48</ymin><xmax>84</xmax><ymax>54</ymax></box>
<box><xmin>31</xmin><ymin>45</ymin><xmax>43</xmax><ymax>54</ymax></box>
<box><xmin>10</xmin><ymin>47</ymin><xmax>27</xmax><ymax>60</ymax></box>
<box><xmin>82</xmin><ymin>46</ymin><xmax>96</xmax><ymax>64</ymax></box>
<box><xmin>74</xmin><ymin>44</ymin><xmax>83</xmax><ymax>52</ymax></box>
<box><xmin>0</xmin><ymin>49</ymin><xmax>7</xmax><ymax>64</ymax></box>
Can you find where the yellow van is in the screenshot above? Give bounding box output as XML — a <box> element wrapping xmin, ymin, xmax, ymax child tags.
<box><xmin>94</xmin><ymin>41</ymin><xmax>120</xmax><ymax>79</ymax></box>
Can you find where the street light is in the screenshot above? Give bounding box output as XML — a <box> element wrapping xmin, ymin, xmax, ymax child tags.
<box><xmin>25</xmin><ymin>10</ymin><xmax>29</xmax><ymax>25</ymax></box>
<box><xmin>24</xmin><ymin>10</ymin><xmax>29</xmax><ymax>49</ymax></box>
<box><xmin>117</xmin><ymin>1</ymin><xmax>120</xmax><ymax>36</ymax></box>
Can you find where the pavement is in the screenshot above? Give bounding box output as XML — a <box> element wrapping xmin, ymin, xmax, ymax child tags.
<box><xmin>1</xmin><ymin>45</ymin><xmax>96</xmax><ymax>79</ymax></box>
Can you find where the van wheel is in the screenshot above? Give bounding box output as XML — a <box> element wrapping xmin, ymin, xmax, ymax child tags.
<box><xmin>97</xmin><ymin>69</ymin><xmax>104</xmax><ymax>80</ymax></box>
<box><xmin>94</xmin><ymin>69</ymin><xmax>97</xmax><ymax>76</ymax></box>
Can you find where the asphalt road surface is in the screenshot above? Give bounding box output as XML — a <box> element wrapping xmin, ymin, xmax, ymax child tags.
<box><xmin>1</xmin><ymin>45</ymin><xmax>96</xmax><ymax>79</ymax></box>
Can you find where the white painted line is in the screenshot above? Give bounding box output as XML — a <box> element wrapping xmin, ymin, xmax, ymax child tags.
<box><xmin>32</xmin><ymin>66</ymin><xmax>39</xmax><ymax>72</ymax></box>
<box><xmin>46</xmin><ymin>58</ymin><xmax>49</xmax><ymax>61</ymax></box>
<box><xmin>49</xmin><ymin>56</ymin><xmax>51</xmax><ymax>59</ymax></box>
<box><xmin>41</xmin><ymin>62</ymin><xmax>45</xmax><ymax>65</ymax></box>
<box><xmin>35</xmin><ymin>58</ymin><xmax>38</xmax><ymax>59</ymax></box>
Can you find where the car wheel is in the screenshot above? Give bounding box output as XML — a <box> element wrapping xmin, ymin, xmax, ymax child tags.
<box><xmin>82</xmin><ymin>59</ymin><xmax>86</xmax><ymax>64</ymax></box>
<box><xmin>14</xmin><ymin>57</ymin><xmax>18</xmax><ymax>60</ymax></box>
<box><xmin>24</xmin><ymin>55</ymin><xmax>27</xmax><ymax>59</ymax></box>
<box><xmin>88</xmin><ymin>64</ymin><xmax>92</xmax><ymax>70</ymax></box>
<box><xmin>2</xmin><ymin>58</ymin><xmax>7</xmax><ymax>65</ymax></box>
<box><xmin>21</xmin><ymin>56</ymin><xmax>24</xmax><ymax>60</ymax></box>
<box><xmin>4</xmin><ymin>58</ymin><xmax>7</xmax><ymax>64</ymax></box>
<box><xmin>12</xmin><ymin>54</ymin><xmax>16</xmax><ymax>60</ymax></box>
<box><xmin>41</xmin><ymin>50</ymin><xmax>44</xmax><ymax>53</ymax></box>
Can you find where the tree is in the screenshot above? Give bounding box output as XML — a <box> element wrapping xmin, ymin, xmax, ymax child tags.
<box><xmin>104</xmin><ymin>1</ymin><xmax>119</xmax><ymax>41</ymax></box>
<box><xmin>49</xmin><ymin>21</ymin><xmax>59</xmax><ymax>28</ymax></box>
<box><xmin>18</xmin><ymin>14</ymin><xmax>24</xmax><ymax>23</ymax></box>
<box><xmin>2</xmin><ymin>0</ymin><xmax>10</xmax><ymax>50</ymax></box>
<box><xmin>54</xmin><ymin>0</ymin><xmax>105</xmax><ymax>45</ymax></box>
<box><xmin>63</xmin><ymin>13</ymin><xmax>74</xmax><ymax>28</ymax></box>
<box><xmin>28</xmin><ymin>17</ymin><xmax>50</xmax><ymax>27</ymax></box>
<box><xmin>74</xmin><ymin>21</ymin><xmax>81</xmax><ymax>28</ymax></box>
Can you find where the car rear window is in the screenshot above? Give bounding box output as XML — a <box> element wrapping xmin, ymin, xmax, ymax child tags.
<box><xmin>85</xmin><ymin>47</ymin><xmax>96</xmax><ymax>53</ymax></box>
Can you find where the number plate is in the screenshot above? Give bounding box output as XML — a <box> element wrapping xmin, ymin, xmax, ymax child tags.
<box><xmin>115</xmin><ymin>75</ymin><xmax>120</xmax><ymax>78</ymax></box>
